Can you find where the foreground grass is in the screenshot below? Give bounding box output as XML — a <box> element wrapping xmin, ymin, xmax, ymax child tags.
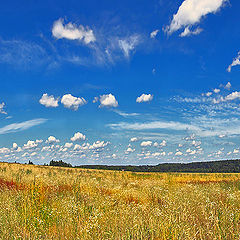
<box><xmin>0</xmin><ymin>162</ymin><xmax>240</xmax><ymax>239</ymax></box>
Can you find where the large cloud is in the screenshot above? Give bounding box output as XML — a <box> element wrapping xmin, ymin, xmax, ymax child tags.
<box><xmin>136</xmin><ymin>94</ymin><xmax>153</xmax><ymax>103</ymax></box>
<box><xmin>165</xmin><ymin>0</ymin><xmax>227</xmax><ymax>36</ymax></box>
<box><xmin>39</xmin><ymin>93</ymin><xmax>59</xmax><ymax>108</ymax></box>
<box><xmin>61</xmin><ymin>94</ymin><xmax>87</xmax><ymax>110</ymax></box>
<box><xmin>52</xmin><ymin>19</ymin><xmax>96</xmax><ymax>44</ymax></box>
<box><xmin>99</xmin><ymin>94</ymin><xmax>118</xmax><ymax>108</ymax></box>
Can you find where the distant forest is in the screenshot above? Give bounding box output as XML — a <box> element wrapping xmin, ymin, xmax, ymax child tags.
<box><xmin>74</xmin><ymin>159</ymin><xmax>240</xmax><ymax>173</ymax></box>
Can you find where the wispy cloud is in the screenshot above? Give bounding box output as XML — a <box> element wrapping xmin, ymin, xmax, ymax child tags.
<box><xmin>0</xmin><ymin>38</ymin><xmax>50</xmax><ymax>69</ymax></box>
<box><xmin>227</xmin><ymin>51</ymin><xmax>240</xmax><ymax>72</ymax></box>
<box><xmin>0</xmin><ymin>119</ymin><xmax>47</xmax><ymax>135</ymax></box>
<box><xmin>113</xmin><ymin>110</ymin><xmax>140</xmax><ymax>117</ymax></box>
<box><xmin>107</xmin><ymin>120</ymin><xmax>201</xmax><ymax>131</ymax></box>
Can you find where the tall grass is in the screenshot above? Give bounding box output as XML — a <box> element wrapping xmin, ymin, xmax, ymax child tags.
<box><xmin>0</xmin><ymin>162</ymin><xmax>240</xmax><ymax>239</ymax></box>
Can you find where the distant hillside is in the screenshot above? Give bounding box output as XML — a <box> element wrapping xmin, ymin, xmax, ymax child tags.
<box><xmin>76</xmin><ymin>159</ymin><xmax>240</xmax><ymax>173</ymax></box>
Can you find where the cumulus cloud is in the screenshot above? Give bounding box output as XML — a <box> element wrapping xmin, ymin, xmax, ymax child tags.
<box><xmin>39</xmin><ymin>93</ymin><xmax>59</xmax><ymax>108</ymax></box>
<box><xmin>52</xmin><ymin>18</ymin><xmax>96</xmax><ymax>44</ymax></box>
<box><xmin>213</xmin><ymin>88</ymin><xmax>220</xmax><ymax>93</ymax></box>
<box><xmin>23</xmin><ymin>140</ymin><xmax>38</xmax><ymax>149</ymax></box>
<box><xmin>71</xmin><ymin>132</ymin><xmax>86</xmax><ymax>141</ymax></box>
<box><xmin>61</xmin><ymin>94</ymin><xmax>87</xmax><ymax>110</ymax></box>
<box><xmin>0</xmin><ymin>119</ymin><xmax>47</xmax><ymax>135</ymax></box>
<box><xmin>175</xmin><ymin>151</ymin><xmax>183</xmax><ymax>156</ymax></box>
<box><xmin>46</xmin><ymin>136</ymin><xmax>60</xmax><ymax>143</ymax></box>
<box><xmin>227</xmin><ymin>51</ymin><xmax>240</xmax><ymax>72</ymax></box>
<box><xmin>165</xmin><ymin>0</ymin><xmax>227</xmax><ymax>36</ymax></box>
<box><xmin>89</xmin><ymin>141</ymin><xmax>109</xmax><ymax>150</ymax></box>
<box><xmin>119</xmin><ymin>35</ymin><xmax>140</xmax><ymax>58</ymax></box>
<box><xmin>179</xmin><ymin>27</ymin><xmax>202</xmax><ymax>37</ymax></box>
<box><xmin>136</xmin><ymin>94</ymin><xmax>153</xmax><ymax>103</ymax></box>
<box><xmin>99</xmin><ymin>94</ymin><xmax>118</xmax><ymax>108</ymax></box>
<box><xmin>140</xmin><ymin>141</ymin><xmax>152</xmax><ymax>147</ymax></box>
<box><xmin>125</xmin><ymin>147</ymin><xmax>135</xmax><ymax>153</ymax></box>
<box><xmin>130</xmin><ymin>137</ymin><xmax>138</xmax><ymax>142</ymax></box>
<box><xmin>0</xmin><ymin>102</ymin><xmax>7</xmax><ymax>115</ymax></box>
<box><xmin>150</xmin><ymin>29</ymin><xmax>159</xmax><ymax>38</ymax></box>
<box><xmin>64</xmin><ymin>143</ymin><xmax>73</xmax><ymax>148</ymax></box>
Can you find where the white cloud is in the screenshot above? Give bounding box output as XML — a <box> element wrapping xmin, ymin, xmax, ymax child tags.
<box><xmin>140</xmin><ymin>141</ymin><xmax>152</xmax><ymax>147</ymax></box>
<box><xmin>52</xmin><ymin>18</ymin><xmax>96</xmax><ymax>44</ymax></box>
<box><xmin>233</xmin><ymin>149</ymin><xmax>239</xmax><ymax>154</ymax></box>
<box><xmin>0</xmin><ymin>102</ymin><xmax>7</xmax><ymax>115</ymax></box>
<box><xmin>205</xmin><ymin>92</ymin><xmax>212</xmax><ymax>97</ymax></box>
<box><xmin>136</xmin><ymin>94</ymin><xmax>153</xmax><ymax>103</ymax></box>
<box><xmin>130</xmin><ymin>137</ymin><xmax>138</xmax><ymax>142</ymax></box>
<box><xmin>125</xmin><ymin>147</ymin><xmax>135</xmax><ymax>153</ymax></box>
<box><xmin>71</xmin><ymin>132</ymin><xmax>86</xmax><ymax>141</ymax></box>
<box><xmin>213</xmin><ymin>88</ymin><xmax>220</xmax><ymax>93</ymax></box>
<box><xmin>61</xmin><ymin>94</ymin><xmax>87</xmax><ymax>110</ymax></box>
<box><xmin>0</xmin><ymin>147</ymin><xmax>10</xmax><ymax>154</ymax></box>
<box><xmin>150</xmin><ymin>29</ymin><xmax>159</xmax><ymax>38</ymax></box>
<box><xmin>64</xmin><ymin>142</ymin><xmax>73</xmax><ymax>148</ymax></box>
<box><xmin>23</xmin><ymin>140</ymin><xmax>38</xmax><ymax>149</ymax></box>
<box><xmin>12</xmin><ymin>143</ymin><xmax>18</xmax><ymax>150</ymax></box>
<box><xmin>39</xmin><ymin>93</ymin><xmax>59</xmax><ymax>108</ymax></box>
<box><xmin>160</xmin><ymin>140</ymin><xmax>167</xmax><ymax>147</ymax></box>
<box><xmin>46</xmin><ymin>136</ymin><xmax>60</xmax><ymax>143</ymax></box>
<box><xmin>108</xmin><ymin>120</ymin><xmax>200</xmax><ymax>131</ymax></box>
<box><xmin>165</xmin><ymin>0</ymin><xmax>227</xmax><ymax>36</ymax></box>
<box><xmin>113</xmin><ymin>110</ymin><xmax>139</xmax><ymax>117</ymax></box>
<box><xmin>119</xmin><ymin>35</ymin><xmax>140</xmax><ymax>58</ymax></box>
<box><xmin>225</xmin><ymin>82</ymin><xmax>231</xmax><ymax>90</ymax></box>
<box><xmin>99</xmin><ymin>94</ymin><xmax>118</xmax><ymax>108</ymax></box>
<box><xmin>179</xmin><ymin>27</ymin><xmax>202</xmax><ymax>37</ymax></box>
<box><xmin>89</xmin><ymin>141</ymin><xmax>109</xmax><ymax>150</ymax></box>
<box><xmin>227</xmin><ymin>52</ymin><xmax>240</xmax><ymax>72</ymax></box>
<box><xmin>0</xmin><ymin>118</ymin><xmax>47</xmax><ymax>135</ymax></box>
<box><xmin>175</xmin><ymin>151</ymin><xmax>183</xmax><ymax>156</ymax></box>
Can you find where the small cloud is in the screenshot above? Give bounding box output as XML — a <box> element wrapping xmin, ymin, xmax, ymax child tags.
<box><xmin>61</xmin><ymin>94</ymin><xmax>87</xmax><ymax>110</ymax></box>
<box><xmin>99</xmin><ymin>94</ymin><xmax>118</xmax><ymax>108</ymax></box>
<box><xmin>125</xmin><ymin>147</ymin><xmax>135</xmax><ymax>153</ymax></box>
<box><xmin>39</xmin><ymin>93</ymin><xmax>59</xmax><ymax>108</ymax></box>
<box><xmin>52</xmin><ymin>18</ymin><xmax>96</xmax><ymax>44</ymax></box>
<box><xmin>150</xmin><ymin>29</ymin><xmax>159</xmax><ymax>39</ymax></box>
<box><xmin>179</xmin><ymin>27</ymin><xmax>202</xmax><ymax>37</ymax></box>
<box><xmin>140</xmin><ymin>141</ymin><xmax>152</xmax><ymax>147</ymax></box>
<box><xmin>175</xmin><ymin>151</ymin><xmax>183</xmax><ymax>156</ymax></box>
<box><xmin>136</xmin><ymin>94</ymin><xmax>153</xmax><ymax>103</ymax></box>
<box><xmin>205</xmin><ymin>92</ymin><xmax>212</xmax><ymax>97</ymax></box>
<box><xmin>213</xmin><ymin>88</ymin><xmax>220</xmax><ymax>94</ymax></box>
<box><xmin>227</xmin><ymin>51</ymin><xmax>240</xmax><ymax>72</ymax></box>
<box><xmin>46</xmin><ymin>136</ymin><xmax>60</xmax><ymax>143</ymax></box>
<box><xmin>0</xmin><ymin>102</ymin><xmax>7</xmax><ymax>115</ymax></box>
<box><xmin>118</xmin><ymin>35</ymin><xmax>140</xmax><ymax>58</ymax></box>
<box><xmin>71</xmin><ymin>132</ymin><xmax>86</xmax><ymax>141</ymax></box>
<box><xmin>224</xmin><ymin>82</ymin><xmax>231</xmax><ymax>90</ymax></box>
<box><xmin>130</xmin><ymin>137</ymin><xmax>138</xmax><ymax>142</ymax></box>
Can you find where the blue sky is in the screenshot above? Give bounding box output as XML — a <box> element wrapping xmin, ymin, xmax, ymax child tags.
<box><xmin>0</xmin><ymin>0</ymin><xmax>240</xmax><ymax>165</ymax></box>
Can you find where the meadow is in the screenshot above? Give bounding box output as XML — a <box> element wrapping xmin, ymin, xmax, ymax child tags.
<box><xmin>0</xmin><ymin>162</ymin><xmax>240</xmax><ymax>239</ymax></box>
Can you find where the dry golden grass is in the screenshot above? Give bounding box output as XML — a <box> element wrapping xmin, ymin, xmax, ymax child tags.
<box><xmin>0</xmin><ymin>162</ymin><xmax>240</xmax><ymax>239</ymax></box>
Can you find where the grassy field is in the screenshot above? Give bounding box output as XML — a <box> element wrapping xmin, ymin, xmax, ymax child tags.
<box><xmin>0</xmin><ymin>162</ymin><xmax>240</xmax><ymax>239</ymax></box>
